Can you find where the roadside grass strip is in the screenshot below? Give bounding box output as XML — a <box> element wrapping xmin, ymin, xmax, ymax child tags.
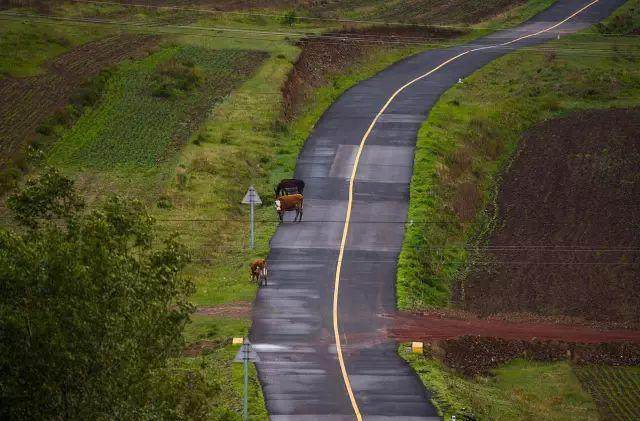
<box><xmin>401</xmin><ymin>345</ymin><xmax>599</xmax><ymax>420</ymax></box>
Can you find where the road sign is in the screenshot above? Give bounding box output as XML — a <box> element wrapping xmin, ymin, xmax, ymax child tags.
<box><xmin>242</xmin><ymin>186</ymin><xmax>262</xmax><ymax>205</ymax></box>
<box><xmin>242</xmin><ymin>186</ymin><xmax>261</xmax><ymax>249</ymax></box>
<box><xmin>233</xmin><ymin>338</ymin><xmax>260</xmax><ymax>420</ymax></box>
<box><xmin>233</xmin><ymin>340</ymin><xmax>261</xmax><ymax>363</ymax></box>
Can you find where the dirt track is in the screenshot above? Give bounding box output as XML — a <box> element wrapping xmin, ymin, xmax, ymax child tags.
<box><xmin>0</xmin><ymin>34</ymin><xmax>158</xmax><ymax>167</ymax></box>
<box><xmin>459</xmin><ymin>108</ymin><xmax>640</xmax><ymax>325</ymax></box>
<box><xmin>390</xmin><ymin>311</ymin><xmax>640</xmax><ymax>344</ymax></box>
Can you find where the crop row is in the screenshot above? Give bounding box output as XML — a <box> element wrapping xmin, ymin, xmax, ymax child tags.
<box><xmin>576</xmin><ymin>365</ymin><xmax>640</xmax><ymax>420</ymax></box>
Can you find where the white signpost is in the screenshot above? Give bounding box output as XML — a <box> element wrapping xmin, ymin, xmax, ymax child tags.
<box><xmin>242</xmin><ymin>186</ymin><xmax>262</xmax><ymax>249</ymax></box>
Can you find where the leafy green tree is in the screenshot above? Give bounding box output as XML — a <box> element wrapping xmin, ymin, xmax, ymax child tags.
<box><xmin>0</xmin><ymin>168</ymin><xmax>206</xmax><ymax>419</ymax></box>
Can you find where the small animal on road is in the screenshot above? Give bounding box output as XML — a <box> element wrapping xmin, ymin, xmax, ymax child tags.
<box><xmin>250</xmin><ymin>259</ymin><xmax>268</xmax><ymax>287</ymax></box>
<box><xmin>275</xmin><ymin>178</ymin><xmax>305</xmax><ymax>197</ymax></box>
<box><xmin>275</xmin><ymin>193</ymin><xmax>303</xmax><ymax>223</ymax></box>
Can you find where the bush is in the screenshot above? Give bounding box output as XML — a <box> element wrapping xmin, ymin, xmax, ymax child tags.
<box><xmin>281</xmin><ymin>10</ymin><xmax>297</xmax><ymax>26</ymax></box>
<box><xmin>152</xmin><ymin>58</ymin><xmax>203</xmax><ymax>99</ymax></box>
<box><xmin>71</xmin><ymin>69</ymin><xmax>113</xmax><ymax>108</ymax></box>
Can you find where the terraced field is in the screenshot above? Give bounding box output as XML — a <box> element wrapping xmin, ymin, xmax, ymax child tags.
<box><xmin>0</xmin><ymin>33</ymin><xmax>157</xmax><ymax>168</ymax></box>
<box><xmin>48</xmin><ymin>47</ymin><xmax>266</xmax><ymax>168</ymax></box>
<box><xmin>575</xmin><ymin>365</ymin><xmax>640</xmax><ymax>420</ymax></box>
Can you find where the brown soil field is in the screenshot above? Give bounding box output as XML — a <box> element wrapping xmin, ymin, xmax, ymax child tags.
<box><xmin>431</xmin><ymin>335</ymin><xmax>640</xmax><ymax>377</ymax></box>
<box><xmin>0</xmin><ymin>34</ymin><xmax>158</xmax><ymax>168</ymax></box>
<box><xmin>458</xmin><ymin>108</ymin><xmax>640</xmax><ymax>325</ymax></box>
<box><xmin>281</xmin><ymin>25</ymin><xmax>462</xmax><ymax>121</ymax></box>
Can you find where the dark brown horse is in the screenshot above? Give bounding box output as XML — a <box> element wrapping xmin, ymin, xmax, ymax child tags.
<box><xmin>275</xmin><ymin>178</ymin><xmax>305</xmax><ymax>198</ymax></box>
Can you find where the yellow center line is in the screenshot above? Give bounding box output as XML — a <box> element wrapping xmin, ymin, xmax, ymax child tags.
<box><xmin>331</xmin><ymin>1</ymin><xmax>601</xmax><ymax>419</ymax></box>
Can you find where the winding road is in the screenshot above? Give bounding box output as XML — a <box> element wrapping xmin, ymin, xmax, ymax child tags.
<box><xmin>251</xmin><ymin>1</ymin><xmax>626</xmax><ymax>419</ymax></box>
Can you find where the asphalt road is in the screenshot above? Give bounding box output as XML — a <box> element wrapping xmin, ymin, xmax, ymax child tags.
<box><xmin>251</xmin><ymin>1</ymin><xmax>626</xmax><ymax>419</ymax></box>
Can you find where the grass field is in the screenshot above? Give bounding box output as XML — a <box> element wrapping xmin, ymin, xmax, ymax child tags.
<box><xmin>48</xmin><ymin>46</ymin><xmax>266</xmax><ymax>170</ymax></box>
<box><xmin>397</xmin><ymin>0</ymin><xmax>640</xmax><ymax>310</ymax></box>
<box><xmin>0</xmin><ymin>18</ymin><xmax>104</xmax><ymax>77</ymax></box>
<box><xmin>401</xmin><ymin>345</ymin><xmax>598</xmax><ymax>420</ymax></box>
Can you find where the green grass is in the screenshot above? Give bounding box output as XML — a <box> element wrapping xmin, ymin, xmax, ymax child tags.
<box><xmin>397</xmin><ymin>0</ymin><xmax>640</xmax><ymax>310</ymax></box>
<box><xmin>400</xmin><ymin>345</ymin><xmax>599</xmax><ymax>420</ymax></box>
<box><xmin>0</xmin><ymin>18</ymin><xmax>104</xmax><ymax>77</ymax></box>
<box><xmin>179</xmin><ymin>316</ymin><xmax>267</xmax><ymax>420</ymax></box>
<box><xmin>575</xmin><ymin>365</ymin><xmax>640</xmax><ymax>421</ymax></box>
<box><xmin>476</xmin><ymin>0</ymin><xmax>557</xmax><ymax>30</ymax></box>
<box><xmin>48</xmin><ymin>46</ymin><xmax>265</xmax><ymax>170</ymax></box>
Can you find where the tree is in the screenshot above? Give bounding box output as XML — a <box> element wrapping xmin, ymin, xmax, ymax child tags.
<box><xmin>0</xmin><ymin>168</ymin><xmax>204</xmax><ymax>419</ymax></box>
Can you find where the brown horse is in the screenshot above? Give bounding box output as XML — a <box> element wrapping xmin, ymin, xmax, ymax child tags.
<box><xmin>275</xmin><ymin>194</ymin><xmax>303</xmax><ymax>223</ymax></box>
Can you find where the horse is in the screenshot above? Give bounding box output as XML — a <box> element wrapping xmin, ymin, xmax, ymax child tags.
<box><xmin>275</xmin><ymin>194</ymin><xmax>303</xmax><ymax>223</ymax></box>
<box><xmin>275</xmin><ymin>178</ymin><xmax>305</xmax><ymax>198</ymax></box>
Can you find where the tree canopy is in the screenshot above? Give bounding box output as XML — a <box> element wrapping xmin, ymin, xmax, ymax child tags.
<box><xmin>0</xmin><ymin>168</ymin><xmax>207</xmax><ymax>419</ymax></box>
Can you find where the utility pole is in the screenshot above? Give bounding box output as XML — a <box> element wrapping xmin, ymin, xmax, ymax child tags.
<box><xmin>241</xmin><ymin>186</ymin><xmax>262</xmax><ymax>250</ymax></box>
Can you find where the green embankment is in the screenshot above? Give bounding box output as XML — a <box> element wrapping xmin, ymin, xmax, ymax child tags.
<box><xmin>400</xmin><ymin>346</ymin><xmax>599</xmax><ymax>421</ymax></box>
<box><xmin>397</xmin><ymin>0</ymin><xmax>640</xmax><ymax>310</ymax></box>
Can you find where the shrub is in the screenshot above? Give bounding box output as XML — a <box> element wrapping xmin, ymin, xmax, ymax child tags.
<box><xmin>152</xmin><ymin>58</ymin><xmax>203</xmax><ymax>99</ymax></box>
<box><xmin>281</xmin><ymin>10</ymin><xmax>297</xmax><ymax>26</ymax></box>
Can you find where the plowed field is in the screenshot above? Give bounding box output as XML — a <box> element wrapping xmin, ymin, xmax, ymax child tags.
<box><xmin>460</xmin><ymin>108</ymin><xmax>640</xmax><ymax>325</ymax></box>
<box><xmin>0</xmin><ymin>34</ymin><xmax>158</xmax><ymax>167</ymax></box>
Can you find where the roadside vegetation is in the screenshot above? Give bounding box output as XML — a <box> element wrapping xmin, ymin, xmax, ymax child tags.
<box><xmin>401</xmin><ymin>345</ymin><xmax>599</xmax><ymax>421</ymax></box>
<box><xmin>398</xmin><ymin>1</ymin><xmax>640</xmax><ymax>419</ymax></box>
